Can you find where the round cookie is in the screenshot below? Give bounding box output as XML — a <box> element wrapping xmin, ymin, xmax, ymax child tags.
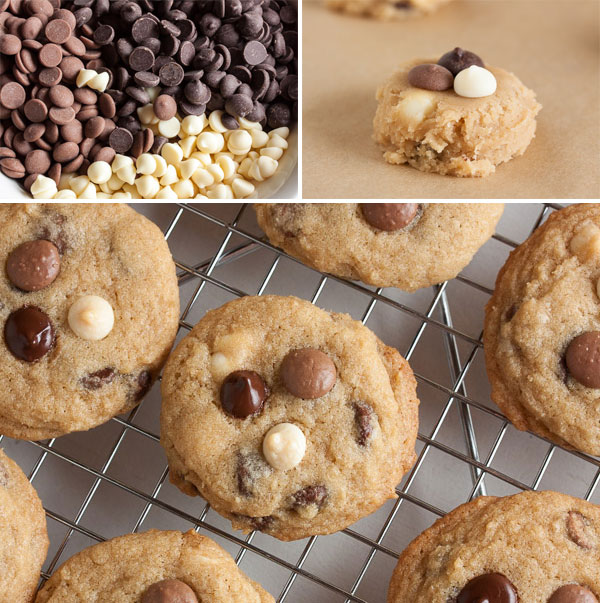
<box><xmin>387</xmin><ymin>490</ymin><xmax>599</xmax><ymax>602</ymax></box>
<box><xmin>35</xmin><ymin>529</ymin><xmax>274</xmax><ymax>602</ymax></box>
<box><xmin>0</xmin><ymin>204</ymin><xmax>180</xmax><ymax>440</ymax></box>
<box><xmin>254</xmin><ymin>203</ymin><xmax>504</xmax><ymax>291</ymax></box>
<box><xmin>374</xmin><ymin>57</ymin><xmax>541</xmax><ymax>177</ymax></box>
<box><xmin>326</xmin><ymin>0</ymin><xmax>453</xmax><ymax>19</ymax></box>
<box><xmin>484</xmin><ymin>205</ymin><xmax>600</xmax><ymax>456</ymax></box>
<box><xmin>0</xmin><ymin>448</ymin><xmax>49</xmax><ymax>602</ymax></box>
<box><xmin>160</xmin><ymin>295</ymin><xmax>419</xmax><ymax>541</ymax></box>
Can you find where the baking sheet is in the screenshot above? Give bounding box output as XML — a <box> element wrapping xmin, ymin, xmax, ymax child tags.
<box><xmin>302</xmin><ymin>0</ymin><xmax>600</xmax><ymax>199</ymax></box>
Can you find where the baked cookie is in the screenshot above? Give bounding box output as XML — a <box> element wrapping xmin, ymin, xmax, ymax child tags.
<box><xmin>35</xmin><ymin>529</ymin><xmax>273</xmax><ymax>602</ymax></box>
<box><xmin>0</xmin><ymin>203</ymin><xmax>179</xmax><ymax>440</ymax></box>
<box><xmin>0</xmin><ymin>448</ymin><xmax>49</xmax><ymax>603</ymax></box>
<box><xmin>387</xmin><ymin>490</ymin><xmax>599</xmax><ymax>602</ymax></box>
<box><xmin>484</xmin><ymin>204</ymin><xmax>600</xmax><ymax>456</ymax></box>
<box><xmin>161</xmin><ymin>295</ymin><xmax>419</xmax><ymax>541</ymax></box>
<box><xmin>254</xmin><ymin>203</ymin><xmax>504</xmax><ymax>291</ymax></box>
<box><xmin>326</xmin><ymin>0</ymin><xmax>453</xmax><ymax>19</ymax></box>
<box><xmin>374</xmin><ymin>49</ymin><xmax>541</xmax><ymax>177</ymax></box>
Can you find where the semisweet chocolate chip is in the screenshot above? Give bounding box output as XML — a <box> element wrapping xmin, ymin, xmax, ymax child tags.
<box><xmin>438</xmin><ymin>47</ymin><xmax>485</xmax><ymax>77</ymax></box>
<box><xmin>457</xmin><ymin>573</ymin><xmax>518</xmax><ymax>603</ymax></box>
<box><xmin>159</xmin><ymin>61</ymin><xmax>184</xmax><ymax>86</ymax></box>
<box><xmin>141</xmin><ymin>579</ymin><xmax>199</xmax><ymax>603</ymax></box>
<box><xmin>4</xmin><ymin>306</ymin><xmax>56</xmax><ymax>362</ymax></box>
<box><xmin>408</xmin><ymin>63</ymin><xmax>454</xmax><ymax>91</ymax></box>
<box><xmin>281</xmin><ymin>348</ymin><xmax>337</xmax><ymax>400</ymax></box>
<box><xmin>129</xmin><ymin>46</ymin><xmax>155</xmax><ymax>72</ymax></box>
<box><xmin>6</xmin><ymin>239</ymin><xmax>60</xmax><ymax>291</ymax></box>
<box><xmin>132</xmin><ymin>369</ymin><xmax>152</xmax><ymax>401</ymax></box>
<box><xmin>109</xmin><ymin>127</ymin><xmax>134</xmax><ymax>153</ymax></box>
<box><xmin>361</xmin><ymin>203</ymin><xmax>420</xmax><ymax>232</ymax></box>
<box><xmin>565</xmin><ymin>331</ymin><xmax>600</xmax><ymax>388</ymax></box>
<box><xmin>247</xmin><ymin>515</ymin><xmax>274</xmax><ymax>531</ymax></box>
<box><xmin>566</xmin><ymin>510</ymin><xmax>597</xmax><ymax>550</ymax></box>
<box><xmin>548</xmin><ymin>585</ymin><xmax>599</xmax><ymax>603</ymax></box>
<box><xmin>220</xmin><ymin>370</ymin><xmax>269</xmax><ymax>418</ymax></box>
<box><xmin>353</xmin><ymin>401</ymin><xmax>376</xmax><ymax>446</ymax></box>
<box><xmin>292</xmin><ymin>485</ymin><xmax>328</xmax><ymax>509</ymax></box>
<box><xmin>80</xmin><ymin>367</ymin><xmax>116</xmax><ymax>390</ymax></box>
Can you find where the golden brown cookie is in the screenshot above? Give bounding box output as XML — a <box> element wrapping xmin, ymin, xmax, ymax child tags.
<box><xmin>0</xmin><ymin>448</ymin><xmax>48</xmax><ymax>603</ymax></box>
<box><xmin>35</xmin><ymin>530</ymin><xmax>273</xmax><ymax>602</ymax></box>
<box><xmin>160</xmin><ymin>295</ymin><xmax>419</xmax><ymax>541</ymax></box>
<box><xmin>255</xmin><ymin>203</ymin><xmax>504</xmax><ymax>291</ymax></box>
<box><xmin>0</xmin><ymin>204</ymin><xmax>180</xmax><ymax>440</ymax></box>
<box><xmin>387</xmin><ymin>491</ymin><xmax>599</xmax><ymax>602</ymax></box>
<box><xmin>326</xmin><ymin>0</ymin><xmax>453</xmax><ymax>19</ymax></box>
<box><xmin>484</xmin><ymin>204</ymin><xmax>600</xmax><ymax>455</ymax></box>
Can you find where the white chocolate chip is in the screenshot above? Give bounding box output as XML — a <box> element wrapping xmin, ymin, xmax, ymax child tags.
<box><xmin>136</xmin><ymin>153</ymin><xmax>156</xmax><ymax>175</ymax></box>
<box><xmin>161</xmin><ymin>142</ymin><xmax>184</xmax><ymax>165</ymax></box>
<box><xmin>135</xmin><ymin>174</ymin><xmax>160</xmax><ymax>199</ymax></box>
<box><xmin>454</xmin><ymin>65</ymin><xmax>497</xmax><ymax>98</ymax></box>
<box><xmin>155</xmin><ymin>186</ymin><xmax>178</xmax><ymax>199</ymax></box>
<box><xmin>87</xmin><ymin>161</ymin><xmax>112</xmax><ymax>184</ymax></box>
<box><xmin>570</xmin><ymin>222</ymin><xmax>600</xmax><ymax>263</ymax></box>
<box><xmin>68</xmin><ymin>295</ymin><xmax>114</xmax><ymax>341</ymax></box>
<box><xmin>210</xmin><ymin>352</ymin><xmax>230</xmax><ymax>379</ymax></box>
<box><xmin>232</xmin><ymin>178</ymin><xmax>255</xmax><ymax>198</ymax></box>
<box><xmin>173</xmin><ymin>179</ymin><xmax>195</xmax><ymax>199</ymax></box>
<box><xmin>197</xmin><ymin>131</ymin><xmax>224</xmax><ymax>154</ymax></box>
<box><xmin>158</xmin><ymin>116</ymin><xmax>181</xmax><ymax>138</ymax></box>
<box><xmin>398</xmin><ymin>89</ymin><xmax>436</xmax><ymax>127</ymax></box>
<box><xmin>262</xmin><ymin>423</ymin><xmax>306</xmax><ymax>471</ymax></box>
<box><xmin>30</xmin><ymin>174</ymin><xmax>57</xmax><ymax>199</ymax></box>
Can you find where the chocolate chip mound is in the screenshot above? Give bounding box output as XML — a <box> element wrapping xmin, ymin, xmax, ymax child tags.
<box><xmin>292</xmin><ymin>485</ymin><xmax>328</xmax><ymax>509</ymax></box>
<box><xmin>353</xmin><ymin>401</ymin><xmax>376</xmax><ymax>446</ymax></box>
<box><xmin>567</xmin><ymin>510</ymin><xmax>597</xmax><ymax>550</ymax></box>
<box><xmin>80</xmin><ymin>367</ymin><xmax>116</xmax><ymax>390</ymax></box>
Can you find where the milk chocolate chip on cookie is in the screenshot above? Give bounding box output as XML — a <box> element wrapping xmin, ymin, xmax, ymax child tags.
<box><xmin>0</xmin><ymin>204</ymin><xmax>179</xmax><ymax>440</ymax></box>
<box><xmin>160</xmin><ymin>295</ymin><xmax>419</xmax><ymax>541</ymax></box>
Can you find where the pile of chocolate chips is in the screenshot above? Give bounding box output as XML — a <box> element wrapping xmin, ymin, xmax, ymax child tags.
<box><xmin>407</xmin><ymin>47</ymin><xmax>484</xmax><ymax>91</ymax></box>
<box><xmin>64</xmin><ymin>0</ymin><xmax>298</xmax><ymax>130</ymax></box>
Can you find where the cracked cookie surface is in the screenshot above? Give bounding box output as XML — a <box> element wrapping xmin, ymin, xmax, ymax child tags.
<box><xmin>0</xmin><ymin>448</ymin><xmax>48</xmax><ymax>603</ymax></box>
<box><xmin>0</xmin><ymin>204</ymin><xmax>179</xmax><ymax>440</ymax></box>
<box><xmin>35</xmin><ymin>530</ymin><xmax>273</xmax><ymax>602</ymax></box>
<box><xmin>387</xmin><ymin>490</ymin><xmax>599</xmax><ymax>602</ymax></box>
<box><xmin>484</xmin><ymin>204</ymin><xmax>600</xmax><ymax>455</ymax></box>
<box><xmin>160</xmin><ymin>295</ymin><xmax>419</xmax><ymax>541</ymax></box>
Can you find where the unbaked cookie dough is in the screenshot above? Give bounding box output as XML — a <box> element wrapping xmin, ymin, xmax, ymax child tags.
<box><xmin>374</xmin><ymin>49</ymin><xmax>541</xmax><ymax>177</ymax></box>
<box><xmin>0</xmin><ymin>448</ymin><xmax>49</xmax><ymax>603</ymax></box>
<box><xmin>161</xmin><ymin>295</ymin><xmax>419</xmax><ymax>541</ymax></box>
<box><xmin>387</xmin><ymin>490</ymin><xmax>599</xmax><ymax>602</ymax></box>
<box><xmin>35</xmin><ymin>530</ymin><xmax>274</xmax><ymax>602</ymax></box>
<box><xmin>254</xmin><ymin>203</ymin><xmax>504</xmax><ymax>291</ymax></box>
<box><xmin>0</xmin><ymin>204</ymin><xmax>180</xmax><ymax>440</ymax></box>
<box><xmin>326</xmin><ymin>0</ymin><xmax>453</xmax><ymax>19</ymax></box>
<box><xmin>484</xmin><ymin>204</ymin><xmax>600</xmax><ymax>456</ymax></box>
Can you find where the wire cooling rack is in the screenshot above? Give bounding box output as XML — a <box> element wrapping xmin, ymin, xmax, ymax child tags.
<box><xmin>2</xmin><ymin>202</ymin><xmax>599</xmax><ymax>603</ymax></box>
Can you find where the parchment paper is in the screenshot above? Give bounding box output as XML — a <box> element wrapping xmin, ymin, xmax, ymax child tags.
<box><xmin>302</xmin><ymin>0</ymin><xmax>600</xmax><ymax>199</ymax></box>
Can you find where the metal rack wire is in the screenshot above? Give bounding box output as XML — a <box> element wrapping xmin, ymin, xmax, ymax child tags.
<box><xmin>2</xmin><ymin>202</ymin><xmax>599</xmax><ymax>603</ymax></box>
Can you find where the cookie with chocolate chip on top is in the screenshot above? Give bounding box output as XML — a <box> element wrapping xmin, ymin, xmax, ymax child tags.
<box><xmin>0</xmin><ymin>204</ymin><xmax>179</xmax><ymax>440</ymax></box>
<box><xmin>484</xmin><ymin>204</ymin><xmax>600</xmax><ymax>455</ymax></box>
<box><xmin>255</xmin><ymin>203</ymin><xmax>504</xmax><ymax>291</ymax></box>
<box><xmin>387</xmin><ymin>490</ymin><xmax>599</xmax><ymax>602</ymax></box>
<box><xmin>35</xmin><ymin>529</ymin><xmax>273</xmax><ymax>602</ymax></box>
<box><xmin>160</xmin><ymin>295</ymin><xmax>419</xmax><ymax>541</ymax></box>
<box><xmin>0</xmin><ymin>448</ymin><xmax>49</xmax><ymax>603</ymax></box>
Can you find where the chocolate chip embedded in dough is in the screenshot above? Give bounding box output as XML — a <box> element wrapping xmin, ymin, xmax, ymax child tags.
<box><xmin>141</xmin><ymin>579</ymin><xmax>198</xmax><ymax>603</ymax></box>
<box><xmin>4</xmin><ymin>306</ymin><xmax>56</xmax><ymax>362</ymax></box>
<box><xmin>6</xmin><ymin>239</ymin><xmax>60</xmax><ymax>291</ymax></box>
<box><xmin>80</xmin><ymin>367</ymin><xmax>116</xmax><ymax>390</ymax></box>
<box><xmin>280</xmin><ymin>348</ymin><xmax>336</xmax><ymax>399</ymax></box>
<box><xmin>236</xmin><ymin>452</ymin><xmax>270</xmax><ymax>497</ymax></box>
<box><xmin>437</xmin><ymin>47</ymin><xmax>485</xmax><ymax>77</ymax></box>
<box><xmin>565</xmin><ymin>331</ymin><xmax>600</xmax><ymax>388</ymax></box>
<box><xmin>408</xmin><ymin>63</ymin><xmax>454</xmax><ymax>91</ymax></box>
<box><xmin>220</xmin><ymin>370</ymin><xmax>269</xmax><ymax>418</ymax></box>
<box><xmin>457</xmin><ymin>573</ymin><xmax>518</xmax><ymax>603</ymax></box>
<box><xmin>292</xmin><ymin>485</ymin><xmax>328</xmax><ymax>509</ymax></box>
<box><xmin>566</xmin><ymin>510</ymin><xmax>597</xmax><ymax>550</ymax></box>
<box><xmin>132</xmin><ymin>370</ymin><xmax>152</xmax><ymax>401</ymax></box>
<box><xmin>548</xmin><ymin>585</ymin><xmax>599</xmax><ymax>603</ymax></box>
<box><xmin>353</xmin><ymin>401</ymin><xmax>376</xmax><ymax>446</ymax></box>
<box><xmin>360</xmin><ymin>203</ymin><xmax>419</xmax><ymax>232</ymax></box>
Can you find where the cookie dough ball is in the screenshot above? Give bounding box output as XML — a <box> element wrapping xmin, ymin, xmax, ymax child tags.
<box><xmin>387</xmin><ymin>491</ymin><xmax>599</xmax><ymax>602</ymax></box>
<box><xmin>0</xmin><ymin>449</ymin><xmax>49</xmax><ymax>603</ymax></box>
<box><xmin>35</xmin><ymin>530</ymin><xmax>274</xmax><ymax>602</ymax></box>
<box><xmin>326</xmin><ymin>0</ymin><xmax>453</xmax><ymax>19</ymax></box>
<box><xmin>374</xmin><ymin>57</ymin><xmax>541</xmax><ymax>177</ymax></box>
<box><xmin>254</xmin><ymin>203</ymin><xmax>504</xmax><ymax>291</ymax></box>
<box><xmin>0</xmin><ymin>204</ymin><xmax>180</xmax><ymax>440</ymax></box>
<box><xmin>160</xmin><ymin>295</ymin><xmax>419</xmax><ymax>541</ymax></box>
<box><xmin>484</xmin><ymin>204</ymin><xmax>600</xmax><ymax>455</ymax></box>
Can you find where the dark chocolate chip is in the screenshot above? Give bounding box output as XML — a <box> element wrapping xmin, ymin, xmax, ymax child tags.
<box><xmin>220</xmin><ymin>370</ymin><xmax>268</xmax><ymax>418</ymax></box>
<box><xmin>438</xmin><ymin>47</ymin><xmax>485</xmax><ymax>77</ymax></box>
<box><xmin>457</xmin><ymin>574</ymin><xmax>518</xmax><ymax>603</ymax></box>
<box><xmin>292</xmin><ymin>485</ymin><xmax>328</xmax><ymax>509</ymax></box>
<box><xmin>567</xmin><ymin>510</ymin><xmax>596</xmax><ymax>550</ymax></box>
<box><xmin>4</xmin><ymin>306</ymin><xmax>55</xmax><ymax>362</ymax></box>
<box><xmin>81</xmin><ymin>367</ymin><xmax>116</xmax><ymax>390</ymax></box>
<box><xmin>353</xmin><ymin>401</ymin><xmax>376</xmax><ymax>447</ymax></box>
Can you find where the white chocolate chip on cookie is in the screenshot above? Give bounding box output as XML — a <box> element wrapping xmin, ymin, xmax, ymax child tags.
<box><xmin>570</xmin><ymin>222</ymin><xmax>600</xmax><ymax>263</ymax></box>
<box><xmin>454</xmin><ymin>65</ymin><xmax>497</xmax><ymax>98</ymax></box>
<box><xmin>397</xmin><ymin>90</ymin><xmax>436</xmax><ymax>127</ymax></box>
<box><xmin>68</xmin><ymin>295</ymin><xmax>114</xmax><ymax>341</ymax></box>
<box><xmin>263</xmin><ymin>423</ymin><xmax>306</xmax><ymax>471</ymax></box>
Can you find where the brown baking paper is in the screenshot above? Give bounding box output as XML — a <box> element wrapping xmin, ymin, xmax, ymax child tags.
<box><xmin>302</xmin><ymin>0</ymin><xmax>600</xmax><ymax>199</ymax></box>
